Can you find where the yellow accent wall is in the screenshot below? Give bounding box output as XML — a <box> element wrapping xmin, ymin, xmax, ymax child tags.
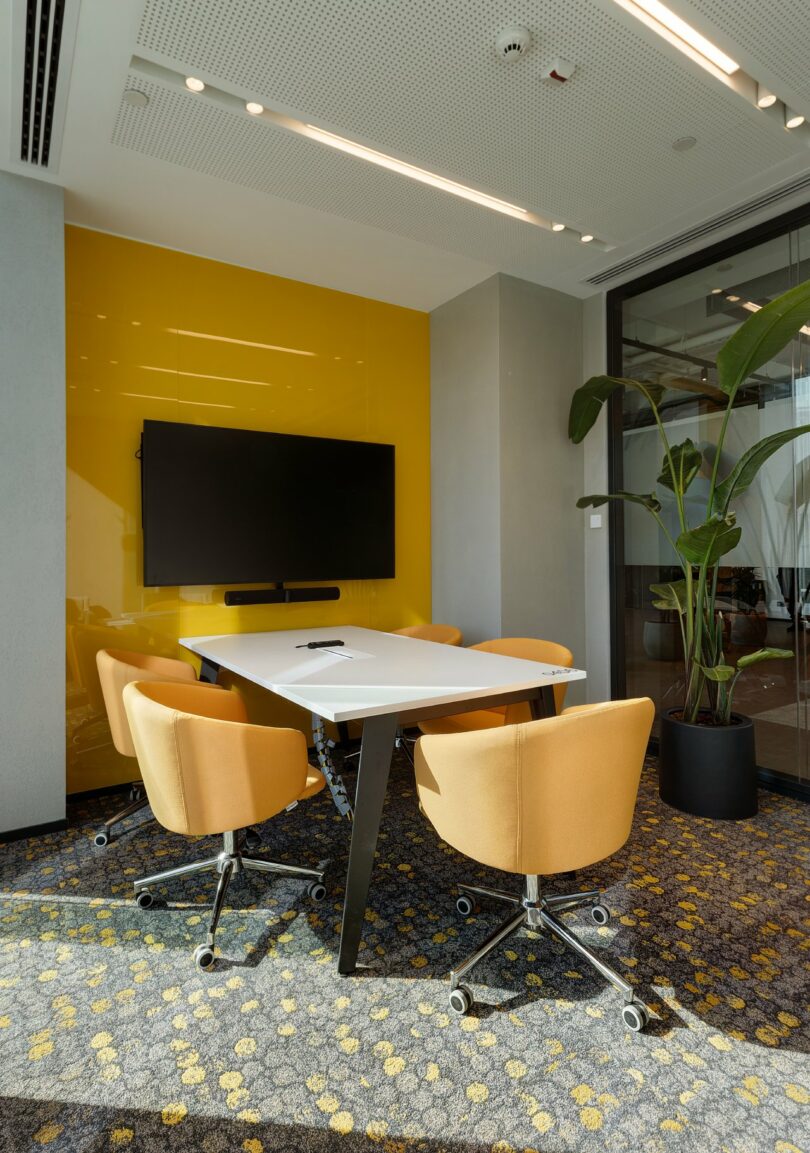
<box><xmin>66</xmin><ymin>226</ymin><xmax>430</xmax><ymax>792</ymax></box>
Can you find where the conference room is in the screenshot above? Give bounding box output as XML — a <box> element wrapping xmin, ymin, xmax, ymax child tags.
<box><xmin>2</xmin><ymin>1</ymin><xmax>809</xmax><ymax>1150</ymax></box>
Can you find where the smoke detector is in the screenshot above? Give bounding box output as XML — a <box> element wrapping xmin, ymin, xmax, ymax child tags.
<box><xmin>495</xmin><ymin>27</ymin><xmax>532</xmax><ymax>62</ymax></box>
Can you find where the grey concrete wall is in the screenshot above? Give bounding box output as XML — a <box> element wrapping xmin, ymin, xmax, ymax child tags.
<box><xmin>430</xmin><ymin>276</ymin><xmax>502</xmax><ymax>643</ymax></box>
<box><xmin>581</xmin><ymin>292</ymin><xmax>611</xmax><ymax>701</ymax></box>
<box><xmin>431</xmin><ymin>273</ymin><xmax>588</xmax><ymax>699</ymax></box>
<box><xmin>0</xmin><ymin>172</ymin><xmax>66</xmax><ymax>833</ymax></box>
<box><xmin>498</xmin><ymin>276</ymin><xmax>585</xmax><ymax>695</ymax></box>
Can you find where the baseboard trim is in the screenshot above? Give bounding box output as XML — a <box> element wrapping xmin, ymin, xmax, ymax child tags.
<box><xmin>0</xmin><ymin>817</ymin><xmax>68</xmax><ymax>845</ymax></box>
<box><xmin>68</xmin><ymin>781</ymin><xmax>136</xmax><ymax>802</ymax></box>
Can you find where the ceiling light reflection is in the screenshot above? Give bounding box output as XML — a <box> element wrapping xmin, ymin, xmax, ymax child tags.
<box><xmin>120</xmin><ymin>393</ymin><xmax>235</xmax><ymax>408</ymax></box>
<box><xmin>139</xmin><ymin>365</ymin><xmax>275</xmax><ymax>387</ymax></box>
<box><xmin>165</xmin><ymin>328</ymin><xmax>316</xmax><ymax>356</ymax></box>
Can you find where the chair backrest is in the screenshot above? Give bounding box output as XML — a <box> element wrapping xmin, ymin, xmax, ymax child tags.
<box><xmin>122</xmin><ymin>680</ymin><xmax>309</xmax><ymax>836</ymax></box>
<box><xmin>393</xmin><ymin>624</ymin><xmax>463</xmax><ymax>646</ymax></box>
<box><xmin>415</xmin><ymin>698</ymin><xmax>654</xmax><ymax>876</ymax></box>
<box><xmin>96</xmin><ymin>648</ymin><xmax>200</xmax><ymax>758</ymax></box>
<box><xmin>471</xmin><ymin>637</ymin><xmax>574</xmax><ymax>715</ymax></box>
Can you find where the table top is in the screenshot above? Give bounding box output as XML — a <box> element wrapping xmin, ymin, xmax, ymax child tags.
<box><xmin>180</xmin><ymin>626</ymin><xmax>586</xmax><ymax>723</ymax></box>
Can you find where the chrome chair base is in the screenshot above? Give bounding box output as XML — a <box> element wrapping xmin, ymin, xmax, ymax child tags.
<box><xmin>133</xmin><ymin>830</ymin><xmax>326</xmax><ymax>970</ymax></box>
<box><xmin>94</xmin><ymin>785</ymin><xmax>151</xmax><ymax>847</ymax></box>
<box><xmin>449</xmin><ymin>875</ymin><xmax>650</xmax><ymax>1031</ymax></box>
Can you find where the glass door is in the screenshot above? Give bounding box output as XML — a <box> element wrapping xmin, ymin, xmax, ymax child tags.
<box><xmin>616</xmin><ymin>226</ymin><xmax>809</xmax><ymax>791</ymax></box>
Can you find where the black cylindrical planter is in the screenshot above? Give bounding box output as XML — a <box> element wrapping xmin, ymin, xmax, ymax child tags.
<box><xmin>658</xmin><ymin>709</ymin><xmax>757</xmax><ymax>819</ymax></box>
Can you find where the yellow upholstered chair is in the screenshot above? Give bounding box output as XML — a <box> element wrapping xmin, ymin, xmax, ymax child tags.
<box><xmin>415</xmin><ymin>698</ymin><xmax>655</xmax><ymax>1030</ymax></box>
<box><xmin>123</xmin><ymin>680</ymin><xmax>326</xmax><ymax>970</ymax></box>
<box><xmin>392</xmin><ymin>624</ymin><xmax>463</xmax><ymax>646</ymax></box>
<box><xmin>418</xmin><ymin>637</ymin><xmax>574</xmax><ymax>736</ymax></box>
<box><xmin>94</xmin><ymin>648</ymin><xmax>201</xmax><ymax>847</ymax></box>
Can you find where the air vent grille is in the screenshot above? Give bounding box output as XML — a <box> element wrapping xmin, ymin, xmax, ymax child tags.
<box><xmin>19</xmin><ymin>0</ymin><xmax>66</xmax><ymax>166</ymax></box>
<box><xmin>11</xmin><ymin>0</ymin><xmax>79</xmax><ymax>172</ymax></box>
<box><xmin>585</xmin><ymin>173</ymin><xmax>810</xmax><ymax>286</ymax></box>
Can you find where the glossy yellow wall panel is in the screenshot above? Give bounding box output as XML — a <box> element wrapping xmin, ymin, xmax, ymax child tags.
<box><xmin>66</xmin><ymin>226</ymin><xmax>431</xmax><ymax>792</ymax></box>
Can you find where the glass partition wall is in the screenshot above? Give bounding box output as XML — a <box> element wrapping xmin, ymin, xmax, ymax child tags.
<box><xmin>608</xmin><ymin>209</ymin><xmax>810</xmax><ymax>797</ymax></box>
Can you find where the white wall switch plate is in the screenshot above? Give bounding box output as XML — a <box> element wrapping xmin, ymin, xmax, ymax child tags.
<box><xmin>589</xmin><ymin>513</ymin><xmax>603</xmax><ymax>529</ymax></box>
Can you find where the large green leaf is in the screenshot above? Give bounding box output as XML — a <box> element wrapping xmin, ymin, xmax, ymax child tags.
<box><xmin>568</xmin><ymin>375</ymin><xmax>665</xmax><ymax>444</ymax></box>
<box><xmin>657</xmin><ymin>438</ymin><xmax>702</xmax><ymax>495</ymax></box>
<box><xmin>577</xmin><ymin>491</ymin><xmax>662</xmax><ymax>513</ymax></box>
<box><xmin>701</xmin><ymin>664</ymin><xmax>736</xmax><ymax>682</ymax></box>
<box><xmin>712</xmin><ymin>426</ymin><xmax>810</xmax><ymax>514</ymax></box>
<box><xmin>649</xmin><ymin>579</ymin><xmax>689</xmax><ymax>613</ymax></box>
<box><xmin>716</xmin><ymin>280</ymin><xmax>810</xmax><ymax>399</ymax></box>
<box><xmin>736</xmin><ymin>647</ymin><xmax>793</xmax><ymax>670</ymax></box>
<box><xmin>676</xmin><ymin>514</ymin><xmax>741</xmax><ymax>565</ymax></box>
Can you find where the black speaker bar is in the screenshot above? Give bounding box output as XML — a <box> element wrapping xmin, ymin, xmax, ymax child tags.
<box><xmin>224</xmin><ymin>586</ymin><xmax>340</xmax><ymax>607</ymax></box>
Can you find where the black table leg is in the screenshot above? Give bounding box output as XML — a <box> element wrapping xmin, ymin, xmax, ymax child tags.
<box><xmin>199</xmin><ymin>657</ymin><xmax>221</xmax><ymax>684</ymax></box>
<box><xmin>338</xmin><ymin>712</ymin><xmax>398</xmax><ymax>974</ymax></box>
<box><xmin>530</xmin><ymin>685</ymin><xmax>557</xmax><ymax>719</ymax></box>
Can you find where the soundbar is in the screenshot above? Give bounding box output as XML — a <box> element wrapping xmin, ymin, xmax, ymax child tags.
<box><xmin>224</xmin><ymin>585</ymin><xmax>341</xmax><ymax>607</ymax></box>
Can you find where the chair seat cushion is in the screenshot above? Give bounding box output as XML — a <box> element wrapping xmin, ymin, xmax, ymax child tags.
<box><xmin>302</xmin><ymin>767</ymin><xmax>328</xmax><ymax>799</ymax></box>
<box><xmin>418</xmin><ymin>709</ymin><xmax>506</xmax><ymax>736</ymax></box>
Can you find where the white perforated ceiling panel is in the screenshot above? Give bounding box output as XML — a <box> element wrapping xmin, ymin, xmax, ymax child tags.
<box><xmin>120</xmin><ymin>0</ymin><xmax>809</xmax><ymax>285</ymax></box>
<box><xmin>35</xmin><ymin>0</ymin><xmax>810</xmax><ymax>306</ymax></box>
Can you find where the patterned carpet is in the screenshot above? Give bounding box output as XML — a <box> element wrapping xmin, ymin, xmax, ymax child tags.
<box><xmin>1</xmin><ymin>753</ymin><xmax>808</xmax><ymax>1153</ymax></box>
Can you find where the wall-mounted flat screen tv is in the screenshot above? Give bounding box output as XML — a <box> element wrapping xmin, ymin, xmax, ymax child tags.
<box><xmin>141</xmin><ymin>420</ymin><xmax>395</xmax><ymax>586</ymax></box>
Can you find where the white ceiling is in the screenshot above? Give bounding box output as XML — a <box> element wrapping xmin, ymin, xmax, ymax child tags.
<box><xmin>2</xmin><ymin>0</ymin><xmax>810</xmax><ymax>311</ymax></box>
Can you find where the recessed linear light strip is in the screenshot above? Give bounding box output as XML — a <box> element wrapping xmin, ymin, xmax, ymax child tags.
<box><xmin>611</xmin><ymin>0</ymin><xmax>738</xmax><ymax>79</ymax></box>
<box><xmin>300</xmin><ymin>125</ymin><xmax>527</xmax><ymax>221</ymax></box>
<box><xmin>128</xmin><ymin>56</ymin><xmax>611</xmax><ymax>249</ymax></box>
<box><xmin>609</xmin><ymin>0</ymin><xmax>810</xmax><ymax>142</ymax></box>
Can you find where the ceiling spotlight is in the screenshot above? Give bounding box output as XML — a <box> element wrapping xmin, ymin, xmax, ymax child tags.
<box><xmin>756</xmin><ymin>84</ymin><xmax>777</xmax><ymax>109</ymax></box>
<box><xmin>246</xmin><ymin>101</ymin><xmax>264</xmax><ymax>115</ymax></box>
<box><xmin>710</xmin><ymin>287</ymin><xmax>723</xmax><ymax>294</ymax></box>
<box><xmin>726</xmin><ymin>294</ymin><xmax>740</xmax><ymax>302</ymax></box>
<box><xmin>672</xmin><ymin>136</ymin><xmax>697</xmax><ymax>152</ymax></box>
<box><xmin>785</xmin><ymin>107</ymin><xmax>805</xmax><ymax>129</ymax></box>
<box><xmin>581</xmin><ymin>233</ymin><xmax>594</xmax><ymax>243</ymax></box>
<box><xmin>185</xmin><ymin>77</ymin><xmax>205</xmax><ymax>93</ymax></box>
<box><xmin>551</xmin><ymin>222</ymin><xmax>566</xmax><ymax>232</ymax></box>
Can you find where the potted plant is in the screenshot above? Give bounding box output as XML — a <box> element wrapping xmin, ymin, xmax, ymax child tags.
<box><xmin>569</xmin><ymin>280</ymin><xmax>810</xmax><ymax>819</ymax></box>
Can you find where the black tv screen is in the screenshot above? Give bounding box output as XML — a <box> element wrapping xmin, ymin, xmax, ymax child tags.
<box><xmin>141</xmin><ymin>420</ymin><xmax>395</xmax><ymax>586</ymax></box>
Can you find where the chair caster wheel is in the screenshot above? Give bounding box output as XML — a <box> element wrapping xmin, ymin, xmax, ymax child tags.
<box><xmin>128</xmin><ymin>785</ymin><xmax>142</xmax><ymax>803</ymax></box>
<box><xmin>591</xmin><ymin>903</ymin><xmax>610</xmax><ymax>926</ymax></box>
<box><xmin>456</xmin><ymin>894</ymin><xmax>476</xmax><ymax>917</ymax></box>
<box><xmin>243</xmin><ymin>827</ymin><xmax>262</xmax><ymax>851</ymax></box>
<box><xmin>94</xmin><ymin>830</ymin><xmax>109</xmax><ymax>848</ymax></box>
<box><xmin>193</xmin><ymin>944</ymin><xmax>215</xmax><ymax>972</ymax></box>
<box><xmin>135</xmin><ymin>889</ymin><xmax>154</xmax><ymax>910</ymax></box>
<box><xmin>622</xmin><ymin>1002</ymin><xmax>649</xmax><ymax>1032</ymax></box>
<box><xmin>449</xmin><ymin>985</ymin><xmax>473</xmax><ymax>1016</ymax></box>
<box><xmin>307</xmin><ymin>880</ymin><xmax>327</xmax><ymax>901</ymax></box>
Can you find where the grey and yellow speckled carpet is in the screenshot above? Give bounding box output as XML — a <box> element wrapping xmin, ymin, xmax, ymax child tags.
<box><xmin>1</xmin><ymin>754</ymin><xmax>808</xmax><ymax>1153</ymax></box>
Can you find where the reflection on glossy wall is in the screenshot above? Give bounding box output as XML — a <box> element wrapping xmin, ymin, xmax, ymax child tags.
<box><xmin>66</xmin><ymin>226</ymin><xmax>431</xmax><ymax>792</ymax></box>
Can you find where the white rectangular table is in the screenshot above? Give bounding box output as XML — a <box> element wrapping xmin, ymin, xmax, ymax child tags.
<box><xmin>180</xmin><ymin>625</ymin><xmax>586</xmax><ymax>974</ymax></box>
